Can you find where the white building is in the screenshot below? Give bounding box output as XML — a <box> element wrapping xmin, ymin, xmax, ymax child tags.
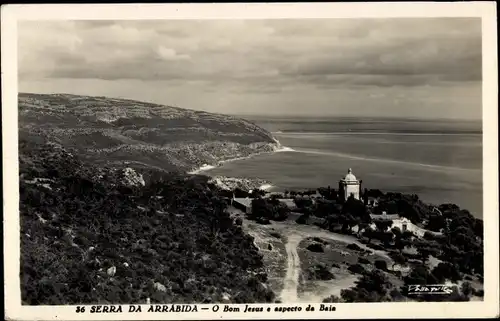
<box><xmin>367</xmin><ymin>212</ymin><xmax>442</xmax><ymax>237</ymax></box>
<box><xmin>338</xmin><ymin>168</ymin><xmax>362</xmax><ymax>201</ymax></box>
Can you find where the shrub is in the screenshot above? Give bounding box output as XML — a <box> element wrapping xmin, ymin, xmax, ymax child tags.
<box><xmin>307</xmin><ymin>264</ymin><xmax>335</xmax><ymax>281</ymax></box>
<box><xmin>348</xmin><ymin>263</ymin><xmax>366</xmax><ymax>274</ymax></box>
<box><xmin>306</xmin><ymin>243</ymin><xmax>324</xmax><ymax>253</ymax></box>
<box><xmin>358</xmin><ymin>257</ymin><xmax>370</xmax><ymax>265</ymax></box>
<box><xmin>374</xmin><ymin>260</ymin><xmax>388</xmax><ymax>271</ymax></box>
<box><xmin>389</xmin><ymin>288</ymin><xmax>404</xmax><ymax>301</ymax></box>
<box><xmin>295</xmin><ymin>214</ymin><xmax>308</xmax><ymax>225</ymax></box>
<box><xmin>322</xmin><ymin>295</ymin><xmax>342</xmax><ymax>303</ymax></box>
<box><xmin>346</xmin><ymin>243</ymin><xmax>362</xmax><ymax>251</ymax></box>
<box><xmin>312</xmin><ymin>237</ymin><xmax>327</xmax><ymax>244</ymax></box>
<box><xmin>366</xmin><ymin>243</ymin><xmax>385</xmax><ymax>251</ymax></box>
<box><xmin>255</xmin><ymin>217</ymin><xmax>271</xmax><ymax>225</ymax></box>
<box><xmin>269</xmin><ymin>232</ymin><xmax>281</xmax><ymax>239</ymax></box>
<box><xmin>460</xmin><ymin>281</ymin><xmax>474</xmax><ymax>297</ymax></box>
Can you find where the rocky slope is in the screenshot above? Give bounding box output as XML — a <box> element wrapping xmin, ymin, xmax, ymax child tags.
<box><xmin>19</xmin><ymin>93</ymin><xmax>278</xmax><ymax>173</ymax></box>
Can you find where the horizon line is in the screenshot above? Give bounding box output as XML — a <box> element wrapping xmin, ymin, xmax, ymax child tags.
<box><xmin>18</xmin><ymin>92</ymin><xmax>482</xmax><ymax>122</ymax></box>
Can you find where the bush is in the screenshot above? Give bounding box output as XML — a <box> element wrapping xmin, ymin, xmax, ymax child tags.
<box><xmin>460</xmin><ymin>281</ymin><xmax>474</xmax><ymax>297</ymax></box>
<box><xmin>389</xmin><ymin>288</ymin><xmax>404</xmax><ymax>301</ymax></box>
<box><xmin>269</xmin><ymin>232</ymin><xmax>281</xmax><ymax>239</ymax></box>
<box><xmin>312</xmin><ymin>237</ymin><xmax>327</xmax><ymax>244</ymax></box>
<box><xmin>322</xmin><ymin>295</ymin><xmax>342</xmax><ymax>303</ymax></box>
<box><xmin>374</xmin><ymin>260</ymin><xmax>388</xmax><ymax>271</ymax></box>
<box><xmin>358</xmin><ymin>257</ymin><xmax>370</xmax><ymax>265</ymax></box>
<box><xmin>306</xmin><ymin>243</ymin><xmax>324</xmax><ymax>253</ymax></box>
<box><xmin>346</xmin><ymin>243</ymin><xmax>362</xmax><ymax>251</ymax></box>
<box><xmin>366</xmin><ymin>243</ymin><xmax>385</xmax><ymax>251</ymax></box>
<box><xmin>348</xmin><ymin>263</ymin><xmax>366</xmax><ymax>274</ymax></box>
<box><xmin>307</xmin><ymin>264</ymin><xmax>335</xmax><ymax>281</ymax></box>
<box><xmin>295</xmin><ymin>214</ymin><xmax>308</xmax><ymax>225</ymax></box>
<box><xmin>431</xmin><ymin>262</ymin><xmax>462</xmax><ymax>283</ymax></box>
<box><xmin>255</xmin><ymin>217</ymin><xmax>271</xmax><ymax>225</ymax></box>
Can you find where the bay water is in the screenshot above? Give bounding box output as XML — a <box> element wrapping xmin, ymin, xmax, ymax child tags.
<box><xmin>206</xmin><ymin>116</ymin><xmax>483</xmax><ymax>218</ymax></box>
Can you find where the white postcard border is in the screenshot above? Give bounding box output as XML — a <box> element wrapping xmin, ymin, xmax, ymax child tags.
<box><xmin>2</xmin><ymin>2</ymin><xmax>498</xmax><ymax>320</ymax></box>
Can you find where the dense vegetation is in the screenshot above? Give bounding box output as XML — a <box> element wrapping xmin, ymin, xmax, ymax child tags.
<box><xmin>281</xmin><ymin>186</ymin><xmax>484</xmax><ymax>302</ymax></box>
<box><xmin>19</xmin><ymin>138</ymin><xmax>275</xmax><ymax>305</ymax></box>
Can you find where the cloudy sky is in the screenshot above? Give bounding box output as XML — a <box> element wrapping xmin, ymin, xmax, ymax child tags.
<box><xmin>18</xmin><ymin>18</ymin><xmax>482</xmax><ymax>119</ymax></box>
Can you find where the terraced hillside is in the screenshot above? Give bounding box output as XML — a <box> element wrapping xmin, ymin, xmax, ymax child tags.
<box><xmin>19</xmin><ymin>93</ymin><xmax>278</xmax><ymax>173</ymax></box>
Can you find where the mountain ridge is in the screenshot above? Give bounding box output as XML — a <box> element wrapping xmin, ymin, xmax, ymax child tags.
<box><xmin>18</xmin><ymin>92</ymin><xmax>279</xmax><ymax>173</ymax></box>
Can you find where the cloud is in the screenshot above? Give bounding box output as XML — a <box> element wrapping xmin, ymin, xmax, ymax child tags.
<box><xmin>157</xmin><ymin>46</ymin><xmax>191</xmax><ymax>61</ymax></box>
<box><xmin>18</xmin><ymin>18</ymin><xmax>481</xmax><ymax>90</ymax></box>
<box><xmin>17</xmin><ymin>18</ymin><xmax>482</xmax><ymax>119</ymax></box>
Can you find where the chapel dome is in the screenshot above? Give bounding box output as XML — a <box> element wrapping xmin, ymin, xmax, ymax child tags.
<box><xmin>344</xmin><ymin>168</ymin><xmax>357</xmax><ymax>182</ymax></box>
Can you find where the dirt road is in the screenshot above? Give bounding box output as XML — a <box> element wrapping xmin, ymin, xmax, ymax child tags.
<box><xmin>276</xmin><ymin>223</ymin><xmax>392</xmax><ymax>303</ymax></box>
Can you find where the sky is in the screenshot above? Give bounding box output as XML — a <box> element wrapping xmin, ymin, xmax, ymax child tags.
<box><xmin>18</xmin><ymin>18</ymin><xmax>482</xmax><ymax>119</ymax></box>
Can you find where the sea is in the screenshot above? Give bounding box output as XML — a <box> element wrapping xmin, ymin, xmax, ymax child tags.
<box><xmin>205</xmin><ymin>116</ymin><xmax>483</xmax><ymax>218</ymax></box>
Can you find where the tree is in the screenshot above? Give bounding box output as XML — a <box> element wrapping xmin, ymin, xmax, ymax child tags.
<box><xmin>460</xmin><ymin>281</ymin><xmax>474</xmax><ymax>297</ymax></box>
<box><xmin>356</xmin><ymin>270</ymin><xmax>389</xmax><ymax>295</ymax></box>
<box><xmin>415</xmin><ymin>240</ymin><xmax>440</xmax><ymax>264</ymax></box>
<box><xmin>314</xmin><ymin>199</ymin><xmax>339</xmax><ymax>218</ymax></box>
<box><xmin>250</xmin><ymin>198</ymin><xmax>289</xmax><ymax>221</ymax></box>
<box><xmin>381</xmin><ymin>231</ymin><xmax>394</xmax><ymax>247</ymax></box>
<box><xmin>251</xmin><ymin>198</ymin><xmax>273</xmax><ymax>219</ymax></box>
<box><xmin>389</xmin><ymin>251</ymin><xmax>407</xmax><ymax>270</ymax></box>
<box><xmin>324</xmin><ymin>214</ymin><xmax>342</xmax><ymax>232</ymax></box>
<box><xmin>374</xmin><ymin>219</ymin><xmax>393</xmax><ymax>233</ymax></box>
<box><xmin>294</xmin><ymin>197</ymin><xmax>313</xmax><ymax>209</ymax></box>
<box><xmin>322</xmin><ymin>295</ymin><xmax>342</xmax><ymax>303</ymax></box>
<box><xmin>431</xmin><ymin>262</ymin><xmax>461</xmax><ymax>283</ymax></box>
<box><xmin>341</xmin><ymin>214</ymin><xmax>357</xmax><ymax>233</ymax></box>
<box><xmin>403</xmin><ymin>264</ymin><xmax>438</xmax><ymax>292</ymax></box>
<box><xmin>363</xmin><ymin>226</ymin><xmax>376</xmax><ymax>244</ymax></box>
<box><xmin>341</xmin><ymin>270</ymin><xmax>391</xmax><ymax>302</ymax></box>
<box><xmin>426</xmin><ymin>214</ymin><xmax>446</xmax><ymax>232</ymax></box>
<box><xmin>401</xmin><ymin>230</ymin><xmax>415</xmax><ymax>241</ymax></box>
<box><xmin>374</xmin><ymin>260</ymin><xmax>388</xmax><ymax>271</ymax></box>
<box><xmin>342</xmin><ymin>196</ymin><xmax>368</xmax><ymax>220</ymax></box>
<box><xmin>233</xmin><ymin>188</ymin><xmax>249</xmax><ymax>198</ymax></box>
<box><xmin>473</xmin><ymin>218</ymin><xmax>483</xmax><ymax>239</ymax></box>
<box><xmin>391</xmin><ymin>227</ymin><xmax>402</xmax><ymax>240</ymax></box>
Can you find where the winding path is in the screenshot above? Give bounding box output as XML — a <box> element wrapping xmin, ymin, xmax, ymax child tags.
<box><xmin>281</xmin><ymin>234</ymin><xmax>302</xmax><ymax>302</ymax></box>
<box><xmin>277</xmin><ymin>224</ymin><xmax>392</xmax><ymax>303</ymax></box>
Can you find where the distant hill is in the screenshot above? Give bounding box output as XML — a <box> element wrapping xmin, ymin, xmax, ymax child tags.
<box><xmin>18</xmin><ymin>93</ymin><xmax>278</xmax><ymax>173</ymax></box>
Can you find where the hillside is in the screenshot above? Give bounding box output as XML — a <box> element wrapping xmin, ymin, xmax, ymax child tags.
<box><xmin>19</xmin><ymin>138</ymin><xmax>275</xmax><ymax>304</ymax></box>
<box><xmin>18</xmin><ymin>93</ymin><xmax>278</xmax><ymax>173</ymax></box>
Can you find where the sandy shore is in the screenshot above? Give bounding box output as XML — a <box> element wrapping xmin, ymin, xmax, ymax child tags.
<box><xmin>187</xmin><ymin>140</ymin><xmax>295</xmax><ymax>192</ymax></box>
<box><xmin>187</xmin><ymin>138</ymin><xmax>295</xmax><ymax>175</ymax></box>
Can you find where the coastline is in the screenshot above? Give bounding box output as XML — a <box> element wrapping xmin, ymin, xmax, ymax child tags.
<box><xmin>187</xmin><ymin>139</ymin><xmax>295</xmax><ymax>175</ymax></box>
<box><xmin>187</xmin><ymin>138</ymin><xmax>295</xmax><ymax>191</ymax></box>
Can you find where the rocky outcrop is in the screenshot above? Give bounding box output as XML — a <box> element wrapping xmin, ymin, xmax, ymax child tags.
<box><xmin>120</xmin><ymin>167</ymin><xmax>145</xmax><ymax>187</ymax></box>
<box><xmin>208</xmin><ymin>175</ymin><xmax>271</xmax><ymax>192</ymax></box>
